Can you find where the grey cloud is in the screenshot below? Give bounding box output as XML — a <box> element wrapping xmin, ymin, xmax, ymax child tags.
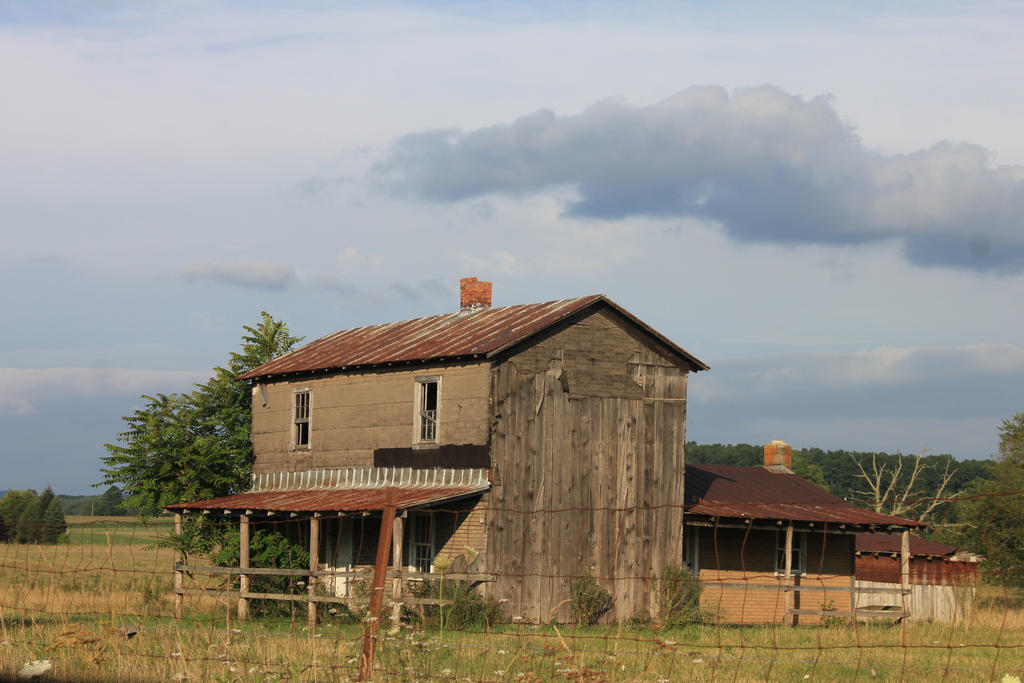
<box><xmin>376</xmin><ymin>86</ymin><xmax>1024</xmax><ymax>272</ymax></box>
<box><xmin>179</xmin><ymin>260</ymin><xmax>296</xmax><ymax>289</ymax></box>
<box><xmin>0</xmin><ymin>367</ymin><xmax>207</xmax><ymax>416</ymax></box>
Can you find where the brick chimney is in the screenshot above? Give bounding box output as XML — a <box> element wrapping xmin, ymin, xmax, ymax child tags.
<box><xmin>764</xmin><ymin>440</ymin><xmax>792</xmax><ymax>471</ymax></box>
<box><xmin>460</xmin><ymin>277</ymin><xmax>492</xmax><ymax>310</ymax></box>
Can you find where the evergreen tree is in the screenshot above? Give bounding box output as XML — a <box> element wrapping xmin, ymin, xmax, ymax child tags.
<box><xmin>16</xmin><ymin>493</ymin><xmax>45</xmax><ymax>544</ymax></box>
<box><xmin>41</xmin><ymin>497</ymin><xmax>67</xmax><ymax>544</ymax></box>
<box><xmin>37</xmin><ymin>486</ymin><xmax>55</xmax><ymax>518</ymax></box>
<box><xmin>0</xmin><ymin>490</ymin><xmax>34</xmax><ymax>542</ymax></box>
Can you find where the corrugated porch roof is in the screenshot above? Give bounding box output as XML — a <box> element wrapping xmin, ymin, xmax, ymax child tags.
<box><xmin>685</xmin><ymin>463</ymin><xmax>924</xmax><ymax>529</ymax></box>
<box><xmin>165</xmin><ymin>484</ymin><xmax>487</xmax><ymax>514</ymax></box>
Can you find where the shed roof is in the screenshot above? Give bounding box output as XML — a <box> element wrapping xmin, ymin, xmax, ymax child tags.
<box><xmin>684</xmin><ymin>464</ymin><xmax>924</xmax><ymax>528</ymax></box>
<box><xmin>855</xmin><ymin>533</ymin><xmax>960</xmax><ymax>557</ymax></box>
<box><xmin>238</xmin><ymin>295</ymin><xmax>708</xmax><ymax>381</ymax></box>
<box><xmin>164</xmin><ymin>484</ymin><xmax>487</xmax><ymax>514</ymax></box>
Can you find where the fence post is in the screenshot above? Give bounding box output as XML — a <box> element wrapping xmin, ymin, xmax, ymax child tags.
<box><xmin>238</xmin><ymin>513</ymin><xmax>250</xmax><ymax>621</ymax></box>
<box><xmin>360</xmin><ymin>489</ymin><xmax>399</xmax><ymax>681</ymax></box>
<box><xmin>901</xmin><ymin>529</ymin><xmax>910</xmax><ymax>619</ymax></box>
<box><xmin>174</xmin><ymin>513</ymin><xmax>183</xmax><ymax>620</ymax></box>
<box><xmin>309</xmin><ymin>515</ymin><xmax>320</xmax><ymax>627</ymax></box>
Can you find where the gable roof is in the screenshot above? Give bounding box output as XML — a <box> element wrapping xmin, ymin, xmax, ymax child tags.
<box><xmin>685</xmin><ymin>463</ymin><xmax>924</xmax><ymax>529</ymax></box>
<box><xmin>238</xmin><ymin>295</ymin><xmax>708</xmax><ymax>381</ymax></box>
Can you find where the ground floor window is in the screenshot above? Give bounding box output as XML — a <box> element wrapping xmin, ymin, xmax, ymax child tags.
<box><xmin>684</xmin><ymin>528</ymin><xmax>699</xmax><ymax>574</ymax></box>
<box><xmin>408</xmin><ymin>513</ymin><xmax>434</xmax><ymax>572</ymax></box>
<box><xmin>775</xmin><ymin>528</ymin><xmax>806</xmax><ymax>575</ymax></box>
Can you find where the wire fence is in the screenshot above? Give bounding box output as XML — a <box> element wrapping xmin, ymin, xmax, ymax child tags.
<box><xmin>0</xmin><ymin>495</ymin><xmax>1022</xmax><ymax>682</ymax></box>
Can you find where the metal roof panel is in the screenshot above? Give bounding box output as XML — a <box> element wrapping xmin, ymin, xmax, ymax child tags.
<box><xmin>685</xmin><ymin>464</ymin><xmax>924</xmax><ymax>528</ymax></box>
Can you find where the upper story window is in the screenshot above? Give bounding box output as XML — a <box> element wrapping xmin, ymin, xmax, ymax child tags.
<box><xmin>776</xmin><ymin>528</ymin><xmax>806</xmax><ymax>576</ymax></box>
<box><xmin>416</xmin><ymin>376</ymin><xmax>439</xmax><ymax>444</ymax></box>
<box><xmin>293</xmin><ymin>389</ymin><xmax>311</xmax><ymax>449</ymax></box>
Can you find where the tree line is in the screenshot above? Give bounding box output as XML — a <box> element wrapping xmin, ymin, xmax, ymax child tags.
<box><xmin>0</xmin><ymin>487</ymin><xmax>67</xmax><ymax>544</ymax></box>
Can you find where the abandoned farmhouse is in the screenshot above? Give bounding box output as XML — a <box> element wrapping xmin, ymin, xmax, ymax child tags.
<box><xmin>168</xmin><ymin>278</ymin><xmax>968</xmax><ymax>625</ymax></box>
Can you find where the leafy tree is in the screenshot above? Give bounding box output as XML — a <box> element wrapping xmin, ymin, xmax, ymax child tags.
<box><xmin>41</xmin><ymin>497</ymin><xmax>67</xmax><ymax>544</ymax></box>
<box><xmin>100</xmin><ymin>312</ymin><xmax>303</xmax><ymax>516</ymax></box>
<box><xmin>941</xmin><ymin>413</ymin><xmax>1024</xmax><ymax>586</ymax></box>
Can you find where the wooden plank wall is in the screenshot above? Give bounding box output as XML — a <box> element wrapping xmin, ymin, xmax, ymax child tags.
<box><xmin>853</xmin><ymin>579</ymin><xmax>974</xmax><ymax>623</ymax></box>
<box><xmin>250</xmin><ymin>361</ymin><xmax>491</xmax><ymax>474</ymax></box>
<box><xmin>487</xmin><ymin>310</ymin><xmax>688</xmax><ymax>623</ymax></box>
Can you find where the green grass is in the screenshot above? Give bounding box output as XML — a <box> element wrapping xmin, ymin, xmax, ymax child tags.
<box><xmin>1</xmin><ymin>521</ymin><xmax>1022</xmax><ymax>681</ymax></box>
<box><xmin>63</xmin><ymin>515</ymin><xmax>169</xmax><ymax>546</ymax></box>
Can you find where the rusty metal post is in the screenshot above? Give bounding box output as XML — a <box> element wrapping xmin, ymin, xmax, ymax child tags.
<box><xmin>238</xmin><ymin>513</ymin><xmax>250</xmax><ymax>621</ymax></box>
<box><xmin>309</xmin><ymin>515</ymin><xmax>320</xmax><ymax>627</ymax></box>
<box><xmin>173</xmin><ymin>513</ymin><xmax>183</xmax><ymax>620</ymax></box>
<box><xmin>359</xmin><ymin>489</ymin><xmax>399</xmax><ymax>681</ymax></box>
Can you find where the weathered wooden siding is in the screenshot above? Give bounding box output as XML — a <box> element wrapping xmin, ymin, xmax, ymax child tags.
<box><xmin>853</xmin><ymin>554</ymin><xmax>978</xmax><ymax>622</ymax></box>
<box><xmin>694</xmin><ymin>526</ymin><xmax>855</xmax><ymax>625</ymax></box>
<box><xmin>487</xmin><ymin>309</ymin><xmax>689</xmax><ymax>623</ymax></box>
<box><xmin>853</xmin><ymin>579</ymin><xmax>974</xmax><ymax>623</ymax></box>
<box><xmin>251</xmin><ymin>361</ymin><xmax>491</xmax><ymax>474</ymax></box>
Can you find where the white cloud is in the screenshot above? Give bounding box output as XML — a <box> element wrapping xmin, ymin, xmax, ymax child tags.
<box><xmin>0</xmin><ymin>367</ymin><xmax>208</xmax><ymax>415</ymax></box>
<box><xmin>179</xmin><ymin>260</ymin><xmax>295</xmax><ymax>289</ymax></box>
<box><xmin>336</xmin><ymin>247</ymin><xmax>382</xmax><ymax>267</ymax></box>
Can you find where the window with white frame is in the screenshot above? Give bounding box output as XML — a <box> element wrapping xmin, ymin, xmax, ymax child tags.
<box><xmin>775</xmin><ymin>528</ymin><xmax>806</xmax><ymax>575</ymax></box>
<box><xmin>408</xmin><ymin>513</ymin><xmax>434</xmax><ymax>572</ymax></box>
<box><xmin>293</xmin><ymin>389</ymin><xmax>311</xmax><ymax>449</ymax></box>
<box><xmin>415</xmin><ymin>377</ymin><xmax>439</xmax><ymax>444</ymax></box>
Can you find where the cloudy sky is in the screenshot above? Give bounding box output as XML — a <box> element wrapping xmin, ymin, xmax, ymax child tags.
<box><xmin>2</xmin><ymin>1</ymin><xmax>1023</xmax><ymax>493</ymax></box>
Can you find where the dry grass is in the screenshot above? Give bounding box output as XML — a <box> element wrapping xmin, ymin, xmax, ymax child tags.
<box><xmin>0</xmin><ymin>519</ymin><xmax>1022</xmax><ymax>681</ymax></box>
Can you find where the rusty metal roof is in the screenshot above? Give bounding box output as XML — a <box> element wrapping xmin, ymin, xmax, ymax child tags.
<box><xmin>685</xmin><ymin>464</ymin><xmax>924</xmax><ymax>528</ymax></box>
<box><xmin>238</xmin><ymin>295</ymin><xmax>708</xmax><ymax>381</ymax></box>
<box><xmin>164</xmin><ymin>485</ymin><xmax>485</xmax><ymax>514</ymax></box>
<box><xmin>855</xmin><ymin>533</ymin><xmax>959</xmax><ymax>557</ymax></box>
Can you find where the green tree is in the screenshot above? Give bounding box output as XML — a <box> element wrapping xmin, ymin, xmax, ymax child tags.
<box><xmin>100</xmin><ymin>312</ymin><xmax>302</xmax><ymax>516</ymax></box>
<box><xmin>37</xmin><ymin>487</ymin><xmax>55</xmax><ymax>516</ymax></box>
<box><xmin>0</xmin><ymin>490</ymin><xmax>35</xmax><ymax>542</ymax></box>
<box><xmin>97</xmin><ymin>486</ymin><xmax>125</xmax><ymax>516</ymax></box>
<box><xmin>41</xmin><ymin>497</ymin><xmax>67</xmax><ymax>543</ymax></box>
<box><xmin>16</xmin><ymin>493</ymin><xmax>44</xmax><ymax>544</ymax></box>
<box><xmin>940</xmin><ymin>413</ymin><xmax>1024</xmax><ymax>586</ymax></box>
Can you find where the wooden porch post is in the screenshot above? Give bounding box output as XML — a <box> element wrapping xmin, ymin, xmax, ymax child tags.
<box><xmin>784</xmin><ymin>522</ymin><xmax>794</xmax><ymax>626</ymax></box>
<box><xmin>390</xmin><ymin>513</ymin><xmax>405</xmax><ymax>625</ymax></box>
<box><xmin>900</xmin><ymin>529</ymin><xmax>910</xmax><ymax>619</ymax></box>
<box><xmin>238</xmin><ymin>513</ymin><xmax>250</xmax><ymax>621</ymax></box>
<box><xmin>173</xmin><ymin>513</ymin><xmax>183</xmax><ymax>620</ymax></box>
<box><xmin>359</xmin><ymin>490</ymin><xmax>399</xmax><ymax>681</ymax></box>
<box><xmin>309</xmin><ymin>515</ymin><xmax>321</xmax><ymax>627</ymax></box>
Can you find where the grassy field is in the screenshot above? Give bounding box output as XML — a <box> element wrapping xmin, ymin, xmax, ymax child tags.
<box><xmin>0</xmin><ymin>517</ymin><xmax>1021</xmax><ymax>681</ymax></box>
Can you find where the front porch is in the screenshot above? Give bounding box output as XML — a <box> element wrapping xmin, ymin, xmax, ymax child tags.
<box><xmin>165</xmin><ymin>467</ymin><xmax>491</xmax><ymax>625</ymax></box>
